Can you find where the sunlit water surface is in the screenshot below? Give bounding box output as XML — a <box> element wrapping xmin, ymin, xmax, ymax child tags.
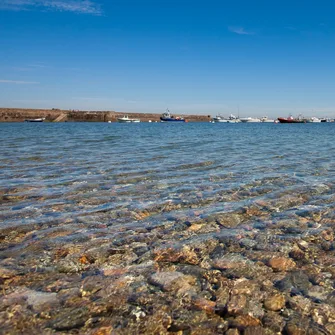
<box><xmin>1</xmin><ymin>122</ymin><xmax>334</xmax><ymax>240</ymax></box>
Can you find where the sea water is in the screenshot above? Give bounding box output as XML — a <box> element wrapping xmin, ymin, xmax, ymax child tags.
<box><xmin>0</xmin><ymin>122</ymin><xmax>334</xmax><ymax>229</ymax></box>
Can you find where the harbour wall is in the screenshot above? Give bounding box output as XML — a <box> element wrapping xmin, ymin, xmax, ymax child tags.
<box><xmin>0</xmin><ymin>108</ymin><xmax>211</xmax><ymax>122</ymax></box>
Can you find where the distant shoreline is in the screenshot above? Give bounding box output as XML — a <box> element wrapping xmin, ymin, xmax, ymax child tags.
<box><xmin>0</xmin><ymin>108</ymin><xmax>211</xmax><ymax>123</ymax></box>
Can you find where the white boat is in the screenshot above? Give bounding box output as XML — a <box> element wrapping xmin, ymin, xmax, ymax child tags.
<box><xmin>240</xmin><ymin>117</ymin><xmax>261</xmax><ymax>123</ymax></box>
<box><xmin>212</xmin><ymin>115</ymin><xmax>229</xmax><ymax>123</ymax></box>
<box><xmin>227</xmin><ymin>114</ymin><xmax>240</xmax><ymax>123</ymax></box>
<box><xmin>260</xmin><ymin>116</ymin><xmax>275</xmax><ymax>123</ymax></box>
<box><xmin>307</xmin><ymin>117</ymin><xmax>321</xmax><ymax>123</ymax></box>
<box><xmin>25</xmin><ymin>118</ymin><xmax>45</xmax><ymax>122</ymax></box>
<box><xmin>212</xmin><ymin>114</ymin><xmax>240</xmax><ymax>123</ymax></box>
<box><xmin>117</xmin><ymin>115</ymin><xmax>140</xmax><ymax>123</ymax></box>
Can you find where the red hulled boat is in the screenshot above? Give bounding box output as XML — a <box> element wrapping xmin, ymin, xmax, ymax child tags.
<box><xmin>277</xmin><ymin>115</ymin><xmax>306</xmax><ymax>123</ymax></box>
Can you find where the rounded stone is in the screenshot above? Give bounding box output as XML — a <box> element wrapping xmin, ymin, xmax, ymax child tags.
<box><xmin>264</xmin><ymin>294</ymin><xmax>285</xmax><ymax>311</ymax></box>
<box><xmin>268</xmin><ymin>257</ymin><xmax>296</xmax><ymax>272</ymax></box>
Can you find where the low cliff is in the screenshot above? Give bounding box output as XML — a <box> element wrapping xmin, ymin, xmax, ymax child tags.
<box><xmin>0</xmin><ymin>108</ymin><xmax>211</xmax><ymax>122</ymax></box>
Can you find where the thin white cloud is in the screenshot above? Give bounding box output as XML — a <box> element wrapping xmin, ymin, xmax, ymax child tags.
<box><xmin>0</xmin><ymin>79</ymin><xmax>39</xmax><ymax>84</ymax></box>
<box><xmin>228</xmin><ymin>26</ymin><xmax>255</xmax><ymax>35</ymax></box>
<box><xmin>0</xmin><ymin>0</ymin><xmax>102</xmax><ymax>15</ymax></box>
<box><xmin>11</xmin><ymin>64</ymin><xmax>49</xmax><ymax>72</ymax></box>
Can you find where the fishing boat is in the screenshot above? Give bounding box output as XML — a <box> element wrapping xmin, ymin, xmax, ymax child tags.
<box><xmin>277</xmin><ymin>114</ymin><xmax>307</xmax><ymax>123</ymax></box>
<box><xmin>160</xmin><ymin>109</ymin><xmax>186</xmax><ymax>122</ymax></box>
<box><xmin>25</xmin><ymin>118</ymin><xmax>45</xmax><ymax>122</ymax></box>
<box><xmin>117</xmin><ymin>115</ymin><xmax>140</xmax><ymax>123</ymax></box>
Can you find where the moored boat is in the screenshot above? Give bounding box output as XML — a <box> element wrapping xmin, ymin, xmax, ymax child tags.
<box><xmin>227</xmin><ymin>114</ymin><xmax>240</xmax><ymax>123</ymax></box>
<box><xmin>117</xmin><ymin>115</ymin><xmax>140</xmax><ymax>123</ymax></box>
<box><xmin>240</xmin><ymin>117</ymin><xmax>261</xmax><ymax>123</ymax></box>
<box><xmin>25</xmin><ymin>118</ymin><xmax>45</xmax><ymax>122</ymax></box>
<box><xmin>306</xmin><ymin>117</ymin><xmax>321</xmax><ymax>123</ymax></box>
<box><xmin>277</xmin><ymin>114</ymin><xmax>307</xmax><ymax>123</ymax></box>
<box><xmin>212</xmin><ymin>114</ymin><xmax>240</xmax><ymax>123</ymax></box>
<box><xmin>260</xmin><ymin>116</ymin><xmax>275</xmax><ymax>123</ymax></box>
<box><xmin>212</xmin><ymin>115</ymin><xmax>228</xmax><ymax>123</ymax></box>
<box><xmin>160</xmin><ymin>109</ymin><xmax>186</xmax><ymax>122</ymax></box>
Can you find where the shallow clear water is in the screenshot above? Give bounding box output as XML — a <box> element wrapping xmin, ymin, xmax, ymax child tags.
<box><xmin>1</xmin><ymin>121</ymin><xmax>335</xmax><ymax>334</ymax></box>
<box><xmin>0</xmin><ymin>122</ymin><xmax>334</xmax><ymax>235</ymax></box>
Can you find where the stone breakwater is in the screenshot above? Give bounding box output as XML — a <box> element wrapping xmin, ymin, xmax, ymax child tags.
<box><xmin>0</xmin><ymin>184</ymin><xmax>335</xmax><ymax>334</ymax></box>
<box><xmin>0</xmin><ymin>108</ymin><xmax>211</xmax><ymax>122</ymax></box>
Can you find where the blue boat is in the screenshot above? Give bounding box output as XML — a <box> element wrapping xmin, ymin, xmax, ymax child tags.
<box><xmin>160</xmin><ymin>109</ymin><xmax>187</xmax><ymax>122</ymax></box>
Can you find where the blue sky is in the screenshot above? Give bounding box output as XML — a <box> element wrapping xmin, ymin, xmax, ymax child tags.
<box><xmin>1</xmin><ymin>0</ymin><xmax>335</xmax><ymax>117</ymax></box>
